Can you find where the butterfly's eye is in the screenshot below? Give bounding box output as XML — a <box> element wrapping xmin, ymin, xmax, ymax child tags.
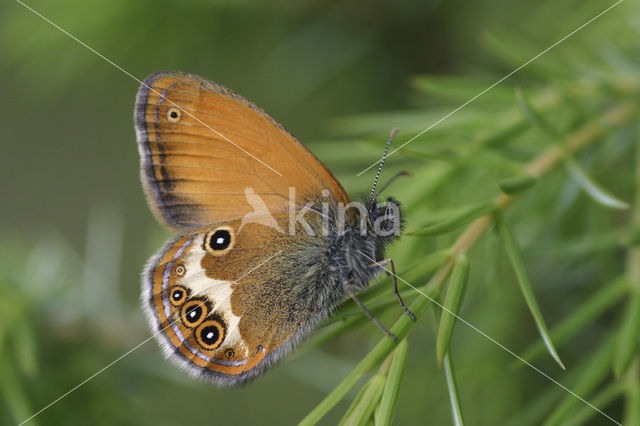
<box><xmin>175</xmin><ymin>263</ymin><xmax>186</xmax><ymax>277</ymax></box>
<box><xmin>169</xmin><ymin>285</ymin><xmax>189</xmax><ymax>306</ymax></box>
<box><xmin>195</xmin><ymin>316</ymin><xmax>226</xmax><ymax>350</ymax></box>
<box><xmin>167</xmin><ymin>107</ymin><xmax>181</xmax><ymax>122</ymax></box>
<box><xmin>181</xmin><ymin>299</ymin><xmax>209</xmax><ymax>327</ymax></box>
<box><xmin>204</xmin><ymin>227</ymin><xmax>235</xmax><ymax>256</ymax></box>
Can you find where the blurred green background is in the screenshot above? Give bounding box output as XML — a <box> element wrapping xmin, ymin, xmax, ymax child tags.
<box><xmin>1</xmin><ymin>0</ymin><xmax>638</xmax><ymax>425</ymax></box>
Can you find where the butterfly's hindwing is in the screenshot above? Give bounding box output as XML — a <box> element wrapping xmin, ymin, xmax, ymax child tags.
<box><xmin>142</xmin><ymin>213</ymin><xmax>341</xmax><ymax>385</ymax></box>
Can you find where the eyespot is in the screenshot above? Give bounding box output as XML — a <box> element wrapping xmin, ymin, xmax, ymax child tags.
<box><xmin>169</xmin><ymin>285</ymin><xmax>189</xmax><ymax>306</ymax></box>
<box><xmin>195</xmin><ymin>317</ymin><xmax>226</xmax><ymax>350</ymax></box>
<box><xmin>167</xmin><ymin>107</ymin><xmax>181</xmax><ymax>122</ymax></box>
<box><xmin>204</xmin><ymin>227</ymin><xmax>235</xmax><ymax>256</ymax></box>
<box><xmin>175</xmin><ymin>263</ymin><xmax>186</xmax><ymax>277</ymax></box>
<box><xmin>224</xmin><ymin>348</ymin><xmax>235</xmax><ymax>359</ymax></box>
<box><xmin>181</xmin><ymin>298</ymin><xmax>209</xmax><ymax>328</ymax></box>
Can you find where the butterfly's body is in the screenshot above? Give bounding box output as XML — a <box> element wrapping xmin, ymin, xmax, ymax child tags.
<box><xmin>135</xmin><ymin>71</ymin><xmax>405</xmax><ymax>385</ymax></box>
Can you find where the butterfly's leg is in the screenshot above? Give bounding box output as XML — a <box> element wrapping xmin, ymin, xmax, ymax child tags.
<box><xmin>345</xmin><ymin>287</ymin><xmax>397</xmax><ymax>340</ymax></box>
<box><xmin>371</xmin><ymin>258</ymin><xmax>416</xmax><ymax>321</ymax></box>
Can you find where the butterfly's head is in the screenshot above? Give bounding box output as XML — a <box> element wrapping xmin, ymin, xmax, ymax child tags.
<box><xmin>366</xmin><ymin>195</ymin><xmax>404</xmax><ymax>246</ymax></box>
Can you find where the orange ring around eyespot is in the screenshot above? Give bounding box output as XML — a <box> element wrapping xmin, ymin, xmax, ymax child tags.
<box><xmin>181</xmin><ymin>299</ymin><xmax>208</xmax><ymax>328</ymax></box>
<box><xmin>174</xmin><ymin>263</ymin><xmax>186</xmax><ymax>277</ymax></box>
<box><xmin>166</xmin><ymin>107</ymin><xmax>181</xmax><ymax>122</ymax></box>
<box><xmin>203</xmin><ymin>226</ymin><xmax>235</xmax><ymax>257</ymax></box>
<box><xmin>168</xmin><ymin>285</ymin><xmax>189</xmax><ymax>307</ymax></box>
<box><xmin>195</xmin><ymin>318</ymin><xmax>225</xmax><ymax>350</ymax></box>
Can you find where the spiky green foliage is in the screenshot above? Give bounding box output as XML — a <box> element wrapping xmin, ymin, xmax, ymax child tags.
<box><xmin>299</xmin><ymin>3</ymin><xmax>640</xmax><ymax>423</ymax></box>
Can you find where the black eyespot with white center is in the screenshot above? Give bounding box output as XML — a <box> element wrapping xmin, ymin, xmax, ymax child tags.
<box><xmin>187</xmin><ymin>306</ymin><xmax>202</xmax><ymax>322</ymax></box>
<box><xmin>210</xmin><ymin>230</ymin><xmax>231</xmax><ymax>250</ymax></box>
<box><xmin>169</xmin><ymin>285</ymin><xmax>189</xmax><ymax>307</ymax></box>
<box><xmin>201</xmin><ymin>326</ymin><xmax>218</xmax><ymax>345</ymax></box>
<box><xmin>195</xmin><ymin>315</ymin><xmax>226</xmax><ymax>350</ymax></box>
<box><xmin>173</xmin><ymin>289</ymin><xmax>185</xmax><ymax>302</ymax></box>
<box><xmin>181</xmin><ymin>299</ymin><xmax>209</xmax><ymax>328</ymax></box>
<box><xmin>204</xmin><ymin>227</ymin><xmax>235</xmax><ymax>256</ymax></box>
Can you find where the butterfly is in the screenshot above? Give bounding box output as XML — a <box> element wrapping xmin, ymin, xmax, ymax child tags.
<box><xmin>134</xmin><ymin>71</ymin><xmax>414</xmax><ymax>385</ymax></box>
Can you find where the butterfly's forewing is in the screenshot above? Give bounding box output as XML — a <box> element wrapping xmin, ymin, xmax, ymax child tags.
<box><xmin>134</xmin><ymin>71</ymin><xmax>349</xmax><ymax>231</ymax></box>
<box><xmin>144</xmin><ymin>214</ymin><xmax>326</xmax><ymax>384</ymax></box>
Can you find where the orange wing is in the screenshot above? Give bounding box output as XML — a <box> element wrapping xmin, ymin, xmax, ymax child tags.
<box><xmin>142</xmin><ymin>213</ymin><xmax>322</xmax><ymax>384</ymax></box>
<box><xmin>134</xmin><ymin>71</ymin><xmax>349</xmax><ymax>231</ymax></box>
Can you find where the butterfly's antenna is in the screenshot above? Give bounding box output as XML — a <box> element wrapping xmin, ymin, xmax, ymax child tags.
<box><xmin>368</xmin><ymin>128</ymin><xmax>398</xmax><ymax>206</ymax></box>
<box><xmin>373</xmin><ymin>171</ymin><xmax>412</xmax><ymax>200</ymax></box>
